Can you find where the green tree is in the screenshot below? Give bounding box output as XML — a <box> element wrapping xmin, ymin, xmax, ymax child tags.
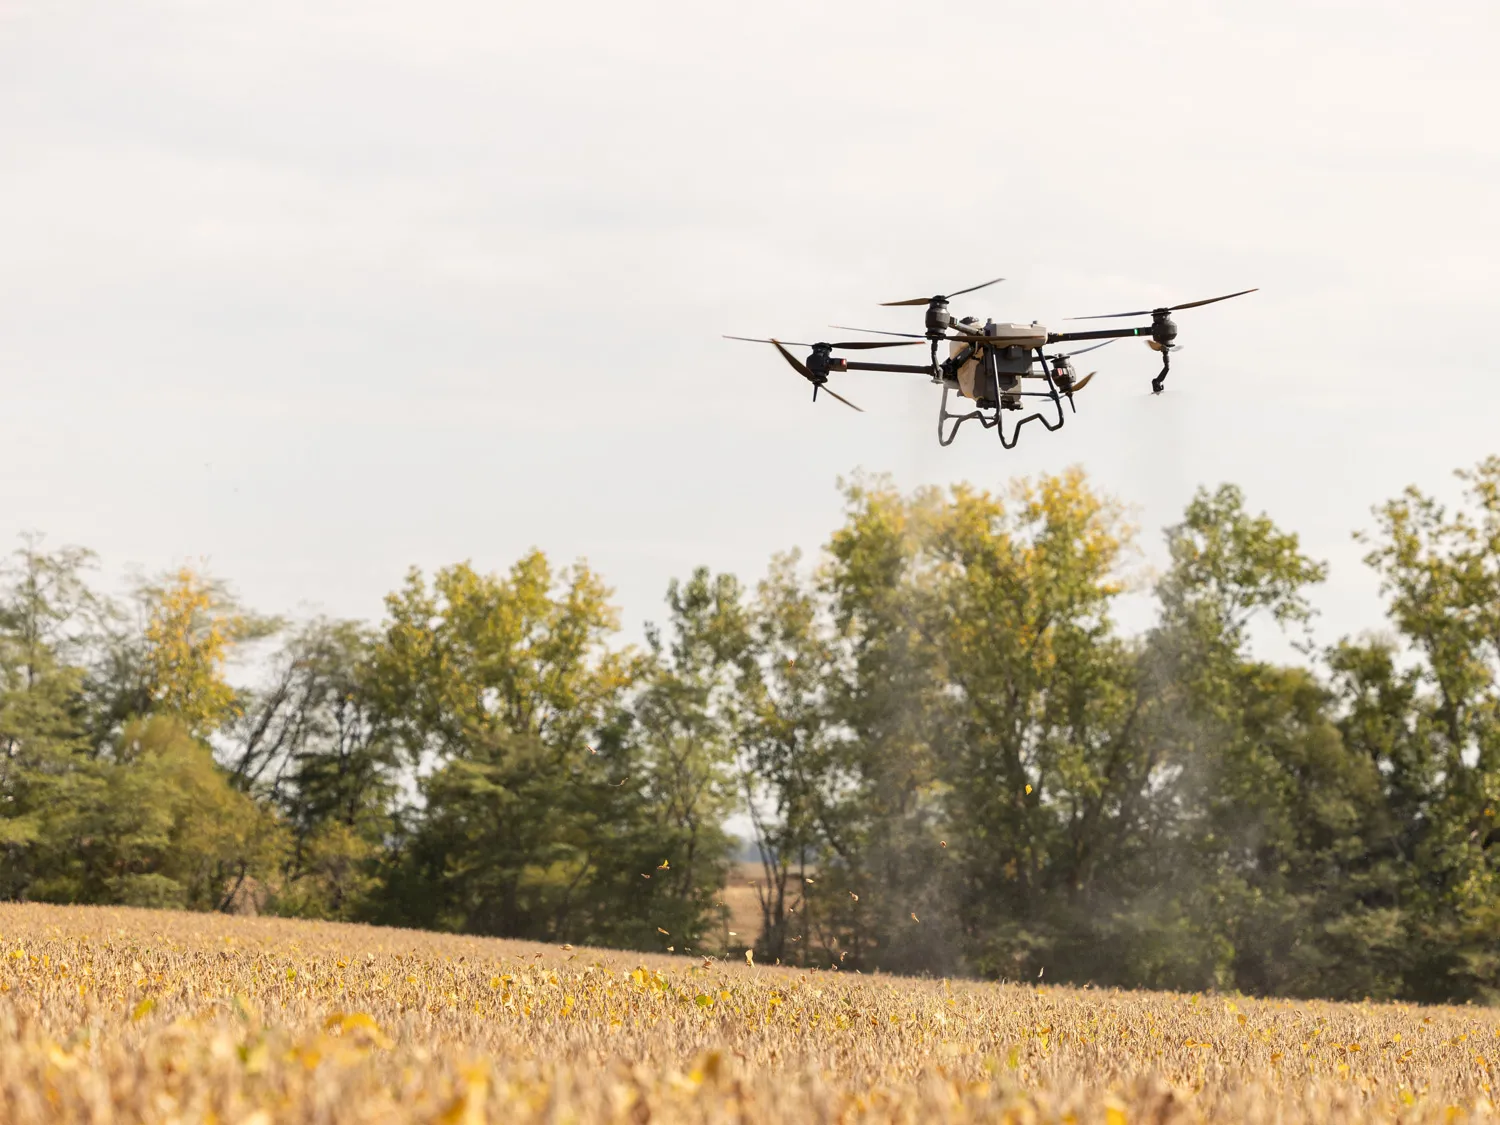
<box><xmin>367</xmin><ymin>553</ymin><xmax>646</xmax><ymax>941</ymax></box>
<box><xmin>226</xmin><ymin>619</ymin><xmax>399</xmax><ymax>920</ymax></box>
<box><xmin>816</xmin><ymin>475</ymin><xmax>954</xmax><ymax>973</ymax></box>
<box><xmin>26</xmin><ymin>715</ymin><xmax>285</xmax><ymax>910</ymax></box>
<box><xmin>629</xmin><ymin>568</ymin><xmax>747</xmax><ymax>951</ymax></box>
<box><xmin>1347</xmin><ymin>457</ymin><xmax>1500</xmax><ymax>1001</ymax></box>
<box><xmin>0</xmin><ymin>537</ymin><xmax>96</xmax><ymax>898</ymax></box>
<box><xmin>1136</xmin><ymin>483</ymin><xmax>1407</xmax><ymax>998</ymax></box>
<box><xmin>734</xmin><ymin>551</ymin><xmax>844</xmax><ymax>965</ymax></box>
<box><xmin>929</xmin><ymin>470</ymin><xmax>1143</xmax><ymax>983</ymax></box>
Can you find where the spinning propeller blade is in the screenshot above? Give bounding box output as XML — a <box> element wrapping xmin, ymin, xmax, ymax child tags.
<box><xmin>1054</xmin><ymin>340</ymin><xmax>1117</xmax><ymax>360</ymax></box>
<box><xmin>769</xmin><ymin>339</ymin><xmax>813</xmax><ymax>380</ymax></box>
<box><xmin>880</xmin><ymin>276</ymin><xmax>1005</xmax><ymax>307</ymax></box>
<box><xmin>769</xmin><ymin>340</ymin><xmax>863</xmax><ymax>412</ymax></box>
<box><xmin>724</xmin><ymin>335</ymin><xmax>919</xmax><ymax>350</ymax></box>
<box><xmin>829</xmin><ymin>325</ymin><xmax>1004</xmax><ymax>345</ymax></box>
<box><xmin>1146</xmin><ymin>339</ymin><xmax>1185</xmax><ymax>353</ymax></box>
<box><xmin>1065</xmin><ymin>288</ymin><xmax>1258</xmax><ymax>320</ymax></box>
<box><xmin>1072</xmin><ymin>372</ymin><xmax>1097</xmax><ymax>392</ymax></box>
<box><xmin>816</xmin><ymin>385</ymin><xmax>863</xmax><ymax>411</ymax></box>
<box><xmin>829</xmin><ymin>326</ymin><xmax>931</xmax><ymax>339</ymax></box>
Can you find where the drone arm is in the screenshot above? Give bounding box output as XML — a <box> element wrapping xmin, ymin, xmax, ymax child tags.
<box><xmin>840</xmin><ymin>360</ymin><xmax>940</xmax><ymax>375</ymax></box>
<box><xmin>1046</xmin><ymin>326</ymin><xmax>1153</xmax><ymax>344</ymax></box>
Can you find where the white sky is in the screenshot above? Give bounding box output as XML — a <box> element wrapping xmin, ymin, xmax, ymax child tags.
<box><xmin>2</xmin><ymin>0</ymin><xmax>1497</xmax><ymax>661</ymax></box>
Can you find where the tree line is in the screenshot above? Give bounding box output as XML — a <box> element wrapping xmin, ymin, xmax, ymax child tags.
<box><xmin>3</xmin><ymin>459</ymin><xmax>1500</xmax><ymax>1003</ymax></box>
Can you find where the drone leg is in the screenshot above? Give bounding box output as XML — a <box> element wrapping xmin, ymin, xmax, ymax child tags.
<box><xmin>937</xmin><ymin>384</ymin><xmax>982</xmax><ymax>446</ymax></box>
<box><xmin>1151</xmin><ymin>349</ymin><xmax>1170</xmax><ymax>395</ymax></box>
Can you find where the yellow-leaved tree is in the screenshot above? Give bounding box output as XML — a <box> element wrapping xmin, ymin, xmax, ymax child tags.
<box><xmin>137</xmin><ymin>565</ymin><xmax>272</xmax><ymax>739</ymax></box>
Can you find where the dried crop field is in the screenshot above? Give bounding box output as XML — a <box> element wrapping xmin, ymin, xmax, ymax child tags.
<box><xmin>3</xmin><ymin>904</ymin><xmax>1499</xmax><ymax>1124</ymax></box>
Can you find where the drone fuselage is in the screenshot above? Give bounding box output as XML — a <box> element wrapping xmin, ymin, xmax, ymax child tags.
<box><xmin>947</xmin><ymin>321</ymin><xmax>1049</xmax><ymax>407</ymax></box>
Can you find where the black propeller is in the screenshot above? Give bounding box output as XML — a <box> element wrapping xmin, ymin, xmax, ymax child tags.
<box><xmin>1065</xmin><ymin>288</ymin><xmax>1258</xmax><ymax>321</ymax></box>
<box><xmin>764</xmin><ymin>340</ymin><xmax>862</xmax><ymax>411</ymax></box>
<box><xmin>827</xmin><ymin>325</ymin><xmax>1026</xmax><ymax>346</ymax></box>
<box><xmin>881</xmin><ymin>276</ymin><xmax>1005</xmax><ymax>307</ymax></box>
<box><xmin>724</xmin><ymin>335</ymin><xmax>918</xmax><ymax>350</ymax></box>
<box><xmin>1049</xmin><ymin>340</ymin><xmax>1117</xmax><ymax>360</ymax></box>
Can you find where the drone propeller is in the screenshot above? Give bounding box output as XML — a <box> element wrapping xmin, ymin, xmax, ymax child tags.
<box><xmin>1065</xmin><ymin>288</ymin><xmax>1258</xmax><ymax>321</ymax></box>
<box><xmin>829</xmin><ymin>325</ymin><xmax>965</xmax><ymax>341</ymax></box>
<box><xmin>1051</xmin><ymin>340</ymin><xmax>1117</xmax><ymax>360</ymax></box>
<box><xmin>880</xmin><ymin>276</ymin><xmax>1005</xmax><ymax>307</ymax></box>
<box><xmin>724</xmin><ymin>335</ymin><xmax>919</xmax><ymax>350</ymax></box>
<box><xmin>827</xmin><ymin>324</ymin><xmax>1022</xmax><ymax>347</ymax></box>
<box><xmin>1146</xmin><ymin>339</ymin><xmax>1185</xmax><ymax>353</ymax></box>
<box><xmin>767</xmin><ymin>340</ymin><xmax>863</xmax><ymax>412</ymax></box>
<box><xmin>1071</xmin><ymin>372</ymin><xmax>1097</xmax><ymax>392</ymax></box>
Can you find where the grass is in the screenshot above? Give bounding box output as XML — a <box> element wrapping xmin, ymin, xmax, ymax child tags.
<box><xmin>2</xmin><ymin>902</ymin><xmax>1497</xmax><ymax>1124</ymax></box>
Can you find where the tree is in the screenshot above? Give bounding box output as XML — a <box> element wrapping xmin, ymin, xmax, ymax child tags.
<box><xmin>733</xmin><ymin>551</ymin><xmax>844</xmax><ymax>965</ymax></box>
<box><xmin>1346</xmin><ymin>457</ymin><xmax>1500</xmax><ymax>1001</ymax></box>
<box><xmin>85</xmin><ymin>564</ymin><xmax>276</xmax><ymax>745</ymax></box>
<box><xmin>367</xmin><ymin>553</ymin><xmax>645</xmax><ymax>940</ymax></box>
<box><xmin>929</xmin><ymin>470</ymin><xmax>1143</xmax><ymax>982</ymax></box>
<box><xmin>226</xmin><ymin>619</ymin><xmax>400</xmax><ymax>920</ymax></box>
<box><xmin>814</xmin><ymin>476</ymin><xmax>955</xmax><ymax>973</ymax></box>
<box><xmin>0</xmin><ymin>537</ymin><xmax>97</xmax><ymax>898</ymax></box>
<box><xmin>1135</xmin><ymin>483</ymin><xmax>1408</xmax><ymax>998</ymax></box>
<box><xmin>629</xmin><ymin>568</ymin><xmax>746</xmax><ymax>951</ymax></box>
<box><xmin>25</xmin><ymin>715</ymin><xmax>285</xmax><ymax>910</ymax></box>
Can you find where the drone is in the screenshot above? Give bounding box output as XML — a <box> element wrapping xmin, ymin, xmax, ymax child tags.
<box><xmin>726</xmin><ymin>277</ymin><xmax>1256</xmax><ymax>448</ymax></box>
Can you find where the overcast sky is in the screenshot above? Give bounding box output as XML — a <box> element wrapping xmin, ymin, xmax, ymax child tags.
<box><xmin>2</xmin><ymin>0</ymin><xmax>1497</xmax><ymax>660</ymax></box>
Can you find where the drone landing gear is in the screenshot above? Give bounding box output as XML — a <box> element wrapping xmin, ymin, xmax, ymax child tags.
<box><xmin>937</xmin><ymin>349</ymin><xmax>1067</xmax><ymax>449</ymax></box>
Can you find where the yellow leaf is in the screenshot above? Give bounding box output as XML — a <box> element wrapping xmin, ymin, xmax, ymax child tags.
<box><xmin>745</xmin><ymin>950</ymin><xmax>754</xmax><ymax>966</ymax></box>
<box><xmin>130</xmin><ymin>997</ymin><xmax>155</xmax><ymax>1021</ymax></box>
<box><xmin>1025</xmin><ymin>784</ymin><xmax>1033</xmax><ymax>795</ymax></box>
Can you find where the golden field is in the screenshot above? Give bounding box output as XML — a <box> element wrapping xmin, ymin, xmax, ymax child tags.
<box><xmin>2</xmin><ymin>904</ymin><xmax>1499</xmax><ymax>1124</ymax></box>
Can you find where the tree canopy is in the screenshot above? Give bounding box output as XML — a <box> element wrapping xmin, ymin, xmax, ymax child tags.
<box><xmin>4</xmin><ymin>460</ymin><xmax>1500</xmax><ymax>1002</ymax></box>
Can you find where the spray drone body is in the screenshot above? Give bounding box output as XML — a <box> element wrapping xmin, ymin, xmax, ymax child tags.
<box><xmin>727</xmin><ymin>278</ymin><xmax>1256</xmax><ymax>448</ymax></box>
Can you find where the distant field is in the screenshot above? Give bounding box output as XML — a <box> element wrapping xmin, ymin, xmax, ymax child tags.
<box><xmin>712</xmin><ymin>861</ymin><xmax>771</xmax><ymax>953</ymax></box>
<box><xmin>3</xmin><ymin>903</ymin><xmax>1498</xmax><ymax>1124</ymax></box>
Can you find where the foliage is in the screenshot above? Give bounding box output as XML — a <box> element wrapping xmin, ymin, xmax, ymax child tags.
<box><xmin>4</xmin><ymin>458</ymin><xmax>1500</xmax><ymax>1004</ymax></box>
